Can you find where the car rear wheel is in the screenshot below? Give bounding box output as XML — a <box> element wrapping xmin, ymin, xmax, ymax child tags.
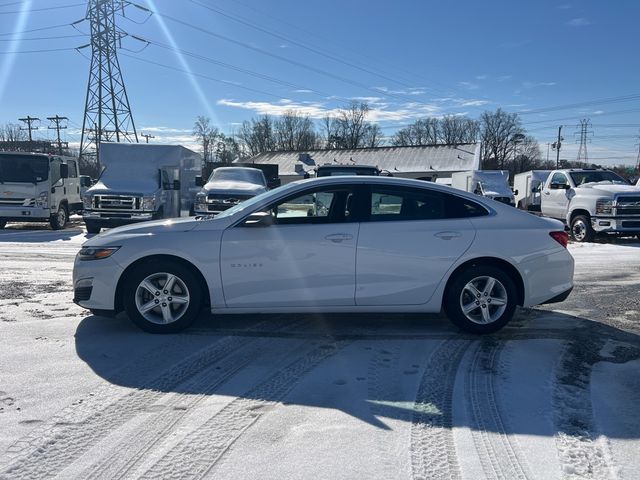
<box><xmin>444</xmin><ymin>265</ymin><xmax>518</xmax><ymax>334</ymax></box>
<box><xmin>570</xmin><ymin>214</ymin><xmax>595</xmax><ymax>243</ymax></box>
<box><xmin>123</xmin><ymin>261</ymin><xmax>203</xmax><ymax>333</ymax></box>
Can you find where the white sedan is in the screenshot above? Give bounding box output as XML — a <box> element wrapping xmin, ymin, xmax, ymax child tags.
<box><xmin>73</xmin><ymin>176</ymin><xmax>574</xmax><ymax>334</ymax></box>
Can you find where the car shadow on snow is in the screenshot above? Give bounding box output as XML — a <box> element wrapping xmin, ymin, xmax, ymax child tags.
<box><xmin>0</xmin><ymin>225</ymin><xmax>88</xmax><ymax>243</ymax></box>
<box><xmin>74</xmin><ymin>308</ymin><xmax>640</xmax><ymax>438</ymax></box>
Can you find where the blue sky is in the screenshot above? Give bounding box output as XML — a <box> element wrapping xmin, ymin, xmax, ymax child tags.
<box><xmin>0</xmin><ymin>0</ymin><xmax>639</xmax><ymax>165</ymax></box>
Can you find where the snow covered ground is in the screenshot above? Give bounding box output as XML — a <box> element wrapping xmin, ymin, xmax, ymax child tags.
<box><xmin>0</xmin><ymin>224</ymin><xmax>639</xmax><ymax>480</ymax></box>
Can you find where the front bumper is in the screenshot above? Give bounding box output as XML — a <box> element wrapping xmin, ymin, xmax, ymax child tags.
<box><xmin>83</xmin><ymin>210</ymin><xmax>155</xmax><ymax>228</ymax></box>
<box><xmin>72</xmin><ymin>253</ymin><xmax>124</xmax><ymax>310</ymax></box>
<box><xmin>591</xmin><ymin>216</ymin><xmax>640</xmax><ymax>233</ymax></box>
<box><xmin>0</xmin><ymin>205</ymin><xmax>51</xmax><ymax>222</ymax></box>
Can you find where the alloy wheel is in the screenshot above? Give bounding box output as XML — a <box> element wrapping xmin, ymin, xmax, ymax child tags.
<box><xmin>134</xmin><ymin>272</ymin><xmax>190</xmax><ymax>325</ymax></box>
<box><xmin>459</xmin><ymin>275</ymin><xmax>508</xmax><ymax>324</ymax></box>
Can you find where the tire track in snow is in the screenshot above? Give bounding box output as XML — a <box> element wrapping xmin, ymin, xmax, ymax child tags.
<box><xmin>410</xmin><ymin>337</ymin><xmax>470</xmax><ymax>480</ymax></box>
<box><xmin>0</xmin><ymin>317</ymin><xmax>302</xmax><ymax>480</ymax></box>
<box><xmin>466</xmin><ymin>338</ymin><xmax>532</xmax><ymax>480</ymax></box>
<box><xmin>136</xmin><ymin>340</ymin><xmax>350</xmax><ymax>480</ymax></box>
<box><xmin>552</xmin><ymin>334</ymin><xmax>618</xmax><ymax>480</ymax></box>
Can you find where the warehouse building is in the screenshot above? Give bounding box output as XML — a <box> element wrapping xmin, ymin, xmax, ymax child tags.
<box><xmin>245</xmin><ymin>143</ymin><xmax>481</xmax><ymax>184</ymax></box>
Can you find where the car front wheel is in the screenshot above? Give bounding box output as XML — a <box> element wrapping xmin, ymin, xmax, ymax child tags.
<box><xmin>50</xmin><ymin>205</ymin><xmax>68</xmax><ymax>230</ymax></box>
<box><xmin>123</xmin><ymin>261</ymin><xmax>203</xmax><ymax>333</ymax></box>
<box><xmin>570</xmin><ymin>214</ymin><xmax>595</xmax><ymax>242</ymax></box>
<box><xmin>444</xmin><ymin>265</ymin><xmax>518</xmax><ymax>334</ymax></box>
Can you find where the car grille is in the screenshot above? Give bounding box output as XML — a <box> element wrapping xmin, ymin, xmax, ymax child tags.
<box><xmin>0</xmin><ymin>197</ymin><xmax>28</xmax><ymax>206</ymax></box>
<box><xmin>207</xmin><ymin>193</ymin><xmax>253</xmax><ymax>203</ymax></box>
<box><xmin>73</xmin><ymin>286</ymin><xmax>93</xmax><ymax>302</ymax></box>
<box><xmin>621</xmin><ymin>221</ymin><xmax>640</xmax><ymax>228</ymax></box>
<box><xmin>615</xmin><ymin>196</ymin><xmax>640</xmax><ymax>216</ymax></box>
<box><xmin>94</xmin><ymin>195</ymin><xmax>141</xmax><ymax>211</ymax></box>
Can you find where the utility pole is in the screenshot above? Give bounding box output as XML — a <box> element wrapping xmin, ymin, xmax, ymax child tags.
<box><xmin>79</xmin><ymin>0</ymin><xmax>139</xmax><ymax>169</ymax></box>
<box><xmin>141</xmin><ymin>133</ymin><xmax>155</xmax><ymax>143</ymax></box>
<box><xmin>47</xmin><ymin>115</ymin><xmax>69</xmax><ymax>155</ymax></box>
<box><xmin>546</xmin><ymin>142</ymin><xmax>550</xmax><ymax>163</ymax></box>
<box><xmin>576</xmin><ymin>118</ymin><xmax>593</xmax><ymax>163</ymax></box>
<box><xmin>551</xmin><ymin>126</ymin><xmax>563</xmax><ymax>169</ymax></box>
<box><xmin>635</xmin><ymin>131</ymin><xmax>640</xmax><ymax>173</ymax></box>
<box><xmin>18</xmin><ymin>116</ymin><xmax>40</xmax><ymax>141</ymax></box>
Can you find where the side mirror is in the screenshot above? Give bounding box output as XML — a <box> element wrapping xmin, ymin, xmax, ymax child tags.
<box><xmin>195</xmin><ymin>175</ymin><xmax>204</xmax><ymax>187</ymax></box>
<box><xmin>513</xmin><ymin>189</ymin><xmax>519</xmax><ymax>195</ymax></box>
<box><xmin>60</xmin><ymin>164</ymin><xmax>69</xmax><ymax>179</ymax></box>
<box><xmin>243</xmin><ymin>211</ymin><xmax>273</xmax><ymax>227</ymax></box>
<box><xmin>173</xmin><ymin>179</ymin><xmax>181</xmax><ymax>190</ymax></box>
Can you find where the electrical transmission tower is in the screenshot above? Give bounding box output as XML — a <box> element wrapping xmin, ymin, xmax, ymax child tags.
<box><xmin>575</xmin><ymin>118</ymin><xmax>593</xmax><ymax>163</ymax></box>
<box><xmin>79</xmin><ymin>0</ymin><xmax>138</xmax><ymax>167</ymax></box>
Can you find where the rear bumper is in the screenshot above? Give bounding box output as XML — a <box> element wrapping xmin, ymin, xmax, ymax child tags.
<box><xmin>540</xmin><ymin>286</ymin><xmax>573</xmax><ymax>305</ymax></box>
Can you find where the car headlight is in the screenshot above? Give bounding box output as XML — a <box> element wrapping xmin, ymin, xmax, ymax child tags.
<box><xmin>142</xmin><ymin>196</ymin><xmax>156</xmax><ymax>211</ymax></box>
<box><xmin>36</xmin><ymin>191</ymin><xmax>48</xmax><ymax>208</ymax></box>
<box><xmin>78</xmin><ymin>246</ymin><xmax>120</xmax><ymax>261</ymax></box>
<box><xmin>195</xmin><ymin>193</ymin><xmax>207</xmax><ymax>208</ymax></box>
<box><xmin>595</xmin><ymin>199</ymin><xmax>613</xmax><ymax>215</ymax></box>
<box><xmin>82</xmin><ymin>195</ymin><xmax>92</xmax><ymax>209</ymax></box>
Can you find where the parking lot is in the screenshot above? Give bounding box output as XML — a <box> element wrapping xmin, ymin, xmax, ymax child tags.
<box><xmin>0</xmin><ymin>222</ymin><xmax>639</xmax><ymax>480</ymax></box>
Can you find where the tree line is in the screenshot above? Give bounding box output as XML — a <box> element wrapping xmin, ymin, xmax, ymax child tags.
<box><xmin>193</xmin><ymin>102</ymin><xmax>558</xmax><ymax>178</ymax></box>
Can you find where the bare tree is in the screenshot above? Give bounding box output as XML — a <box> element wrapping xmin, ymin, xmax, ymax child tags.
<box><xmin>236</xmin><ymin>115</ymin><xmax>276</xmax><ymax>156</ymax></box>
<box><xmin>480</xmin><ymin>108</ymin><xmax>524</xmax><ymax>169</ymax></box>
<box><xmin>322</xmin><ymin>102</ymin><xmax>382</xmax><ymax>149</ymax></box>
<box><xmin>274</xmin><ymin>110</ymin><xmax>319</xmax><ymax>151</ymax></box>
<box><xmin>439</xmin><ymin>115</ymin><xmax>479</xmax><ymax>144</ymax></box>
<box><xmin>0</xmin><ymin>123</ymin><xmax>27</xmax><ymax>142</ymax></box>
<box><xmin>391</xmin><ymin>118</ymin><xmax>439</xmax><ymax>146</ymax></box>
<box><xmin>193</xmin><ymin>116</ymin><xmax>221</xmax><ymax>162</ymax></box>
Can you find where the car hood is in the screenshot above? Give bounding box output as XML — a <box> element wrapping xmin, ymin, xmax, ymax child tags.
<box><xmin>83</xmin><ymin>217</ymin><xmax>198</xmax><ymax>246</ymax></box>
<box><xmin>483</xmin><ymin>184</ymin><xmax>514</xmax><ymax>198</ymax></box>
<box><xmin>202</xmin><ymin>180</ymin><xmax>266</xmax><ymax>195</ymax></box>
<box><xmin>576</xmin><ymin>183</ymin><xmax>640</xmax><ymax>195</ymax></box>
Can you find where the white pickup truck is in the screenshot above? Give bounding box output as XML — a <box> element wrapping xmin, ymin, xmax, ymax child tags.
<box><xmin>540</xmin><ymin>168</ymin><xmax>640</xmax><ymax>242</ymax></box>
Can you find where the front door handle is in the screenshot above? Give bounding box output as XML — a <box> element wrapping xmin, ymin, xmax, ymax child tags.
<box><xmin>325</xmin><ymin>233</ymin><xmax>353</xmax><ymax>243</ymax></box>
<box><xmin>434</xmin><ymin>231</ymin><xmax>461</xmax><ymax>240</ymax></box>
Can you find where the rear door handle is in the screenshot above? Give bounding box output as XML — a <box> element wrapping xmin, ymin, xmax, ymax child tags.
<box><xmin>434</xmin><ymin>231</ymin><xmax>461</xmax><ymax>240</ymax></box>
<box><xmin>325</xmin><ymin>233</ymin><xmax>353</xmax><ymax>243</ymax></box>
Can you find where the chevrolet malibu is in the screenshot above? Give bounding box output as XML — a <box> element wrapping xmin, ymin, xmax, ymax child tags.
<box><xmin>73</xmin><ymin>176</ymin><xmax>574</xmax><ymax>334</ymax></box>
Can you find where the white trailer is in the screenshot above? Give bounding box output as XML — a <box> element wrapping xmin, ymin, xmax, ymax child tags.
<box><xmin>450</xmin><ymin>170</ymin><xmax>515</xmax><ymax>206</ymax></box>
<box><xmin>514</xmin><ymin>170</ymin><xmax>552</xmax><ymax>211</ymax></box>
<box><xmin>82</xmin><ymin>143</ymin><xmax>202</xmax><ymax>234</ymax></box>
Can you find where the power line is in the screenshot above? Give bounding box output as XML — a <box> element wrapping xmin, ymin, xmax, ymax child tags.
<box><xmin>18</xmin><ymin>116</ymin><xmax>40</xmax><ymax>141</ymax></box>
<box><xmin>517</xmin><ymin>93</ymin><xmax>640</xmax><ymax>116</ymax></box>
<box><xmin>0</xmin><ymin>34</ymin><xmax>85</xmax><ymax>42</ymax></box>
<box><xmin>0</xmin><ymin>47</ymin><xmax>77</xmax><ymax>54</ymax></box>
<box><xmin>0</xmin><ymin>22</ymin><xmax>71</xmax><ymax>36</ymax></box>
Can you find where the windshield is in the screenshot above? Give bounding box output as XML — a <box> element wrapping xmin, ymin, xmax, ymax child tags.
<box><xmin>214</xmin><ymin>182</ymin><xmax>300</xmax><ymax>219</ymax></box>
<box><xmin>569</xmin><ymin>171</ymin><xmax>628</xmax><ymax>186</ymax></box>
<box><xmin>0</xmin><ymin>154</ymin><xmax>49</xmax><ymax>183</ymax></box>
<box><xmin>210</xmin><ymin>168</ymin><xmax>266</xmax><ymax>186</ymax></box>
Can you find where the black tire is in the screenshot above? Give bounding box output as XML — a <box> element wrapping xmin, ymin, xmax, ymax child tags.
<box><xmin>85</xmin><ymin>221</ymin><xmax>101</xmax><ymax>234</ymax></box>
<box><xmin>570</xmin><ymin>214</ymin><xmax>595</xmax><ymax>243</ymax></box>
<box><xmin>444</xmin><ymin>265</ymin><xmax>518</xmax><ymax>334</ymax></box>
<box><xmin>0</xmin><ymin>220</ymin><xmax>6</xmax><ymax>229</ymax></box>
<box><xmin>50</xmin><ymin>204</ymin><xmax>68</xmax><ymax>230</ymax></box>
<box><xmin>123</xmin><ymin>260</ymin><xmax>204</xmax><ymax>333</ymax></box>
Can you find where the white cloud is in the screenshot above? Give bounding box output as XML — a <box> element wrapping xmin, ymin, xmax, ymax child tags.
<box><xmin>293</xmin><ymin>89</ymin><xmax>313</xmax><ymax>93</ymax></box>
<box><xmin>522</xmin><ymin>81</ymin><xmax>557</xmax><ymax>89</ymax></box>
<box><xmin>458</xmin><ymin>81</ymin><xmax>479</xmax><ymax>90</ymax></box>
<box><xmin>497</xmin><ymin>75</ymin><xmax>512</xmax><ymax>82</ymax></box>
<box><xmin>216</xmin><ymin>98</ymin><xmax>442</xmax><ymax>122</ymax></box>
<box><xmin>567</xmin><ymin>17</ymin><xmax>590</xmax><ymax>27</ymax></box>
<box><xmin>138</xmin><ymin>126</ymin><xmax>192</xmax><ymax>134</ymax></box>
<box><xmin>475</xmin><ymin>75</ymin><xmax>488</xmax><ymax>80</ymax></box>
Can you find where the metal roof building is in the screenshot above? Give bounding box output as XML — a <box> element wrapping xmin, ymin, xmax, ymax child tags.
<box><xmin>245</xmin><ymin>143</ymin><xmax>481</xmax><ymax>184</ymax></box>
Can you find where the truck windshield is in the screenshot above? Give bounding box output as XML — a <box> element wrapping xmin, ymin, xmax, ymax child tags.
<box><xmin>211</xmin><ymin>168</ymin><xmax>266</xmax><ymax>185</ymax></box>
<box><xmin>0</xmin><ymin>154</ymin><xmax>49</xmax><ymax>183</ymax></box>
<box><xmin>569</xmin><ymin>171</ymin><xmax>628</xmax><ymax>186</ymax></box>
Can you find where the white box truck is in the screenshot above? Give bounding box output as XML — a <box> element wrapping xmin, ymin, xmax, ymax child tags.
<box><xmin>451</xmin><ymin>170</ymin><xmax>515</xmax><ymax>206</ymax></box>
<box><xmin>0</xmin><ymin>151</ymin><xmax>82</xmax><ymax>230</ymax></box>
<box><xmin>514</xmin><ymin>170</ymin><xmax>552</xmax><ymax>211</ymax></box>
<box><xmin>82</xmin><ymin>143</ymin><xmax>202</xmax><ymax>234</ymax></box>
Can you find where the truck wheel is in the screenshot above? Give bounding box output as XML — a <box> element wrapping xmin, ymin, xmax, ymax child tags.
<box><xmin>570</xmin><ymin>215</ymin><xmax>595</xmax><ymax>242</ymax></box>
<box><xmin>50</xmin><ymin>205</ymin><xmax>68</xmax><ymax>230</ymax></box>
<box><xmin>0</xmin><ymin>220</ymin><xmax>6</xmax><ymax>229</ymax></box>
<box><xmin>444</xmin><ymin>265</ymin><xmax>518</xmax><ymax>334</ymax></box>
<box><xmin>85</xmin><ymin>221</ymin><xmax>101</xmax><ymax>234</ymax></box>
<box><xmin>123</xmin><ymin>261</ymin><xmax>204</xmax><ymax>333</ymax></box>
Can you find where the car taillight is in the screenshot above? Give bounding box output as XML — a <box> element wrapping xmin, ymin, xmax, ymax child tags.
<box><xmin>549</xmin><ymin>231</ymin><xmax>569</xmax><ymax>248</ymax></box>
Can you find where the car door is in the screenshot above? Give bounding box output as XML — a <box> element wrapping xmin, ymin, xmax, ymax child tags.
<box><xmin>355</xmin><ymin>185</ymin><xmax>477</xmax><ymax>306</ymax></box>
<box><xmin>220</xmin><ymin>184</ymin><xmax>362</xmax><ymax>308</ymax></box>
<box><xmin>542</xmin><ymin>172</ymin><xmax>571</xmax><ymax>219</ymax></box>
